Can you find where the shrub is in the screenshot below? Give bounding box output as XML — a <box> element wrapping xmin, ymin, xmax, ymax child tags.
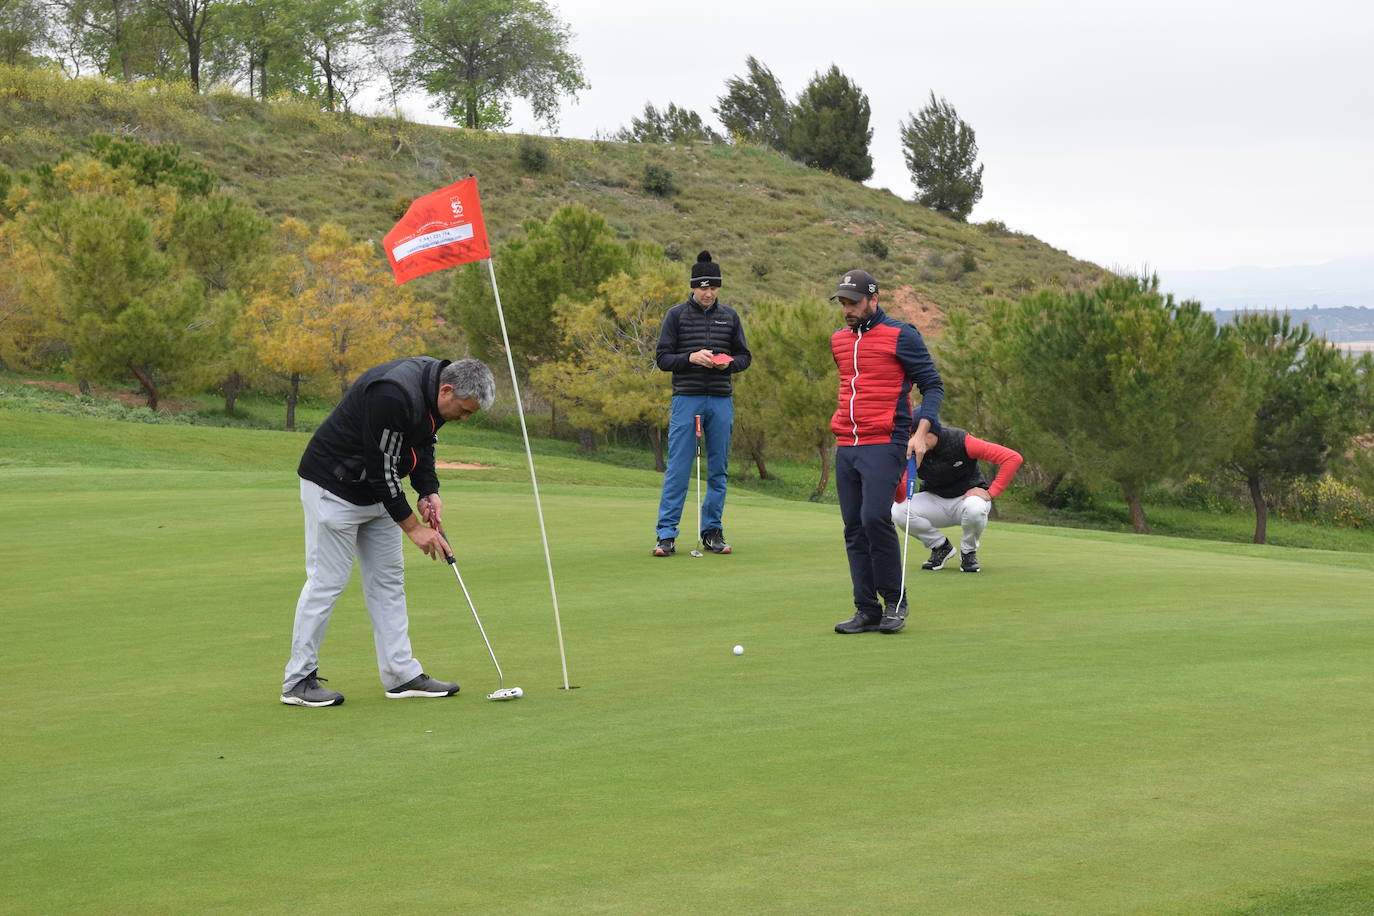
<box><xmin>1041</xmin><ymin>477</ymin><xmax>1096</xmax><ymax>512</ymax></box>
<box><xmin>642</xmin><ymin>163</ymin><xmax>676</xmax><ymax>196</ymax></box>
<box><xmin>1277</xmin><ymin>475</ymin><xmax>1374</xmax><ymax>528</ymax></box>
<box><xmin>517</xmin><ymin>136</ymin><xmax>551</xmax><ymax>173</ymax></box>
<box><xmin>750</xmin><ymin>261</ymin><xmax>770</xmax><ymax>278</ymax></box>
<box><xmin>859</xmin><ymin>233</ymin><xmax>888</xmax><ymax>260</ymax></box>
<box><xmin>960</xmin><ymin>247</ymin><xmax>978</xmax><ymax>272</ymax></box>
<box><xmin>980</xmin><ymin>219</ymin><xmax>1014</xmax><ymax>237</ymax></box>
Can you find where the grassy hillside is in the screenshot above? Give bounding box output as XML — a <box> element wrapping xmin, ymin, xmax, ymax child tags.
<box><xmin>3</xmin><ymin>411</ymin><xmax>1374</xmax><ymax>913</ymax></box>
<box><xmin>0</xmin><ymin>65</ymin><xmax>1103</xmax><ymax>327</ymax></box>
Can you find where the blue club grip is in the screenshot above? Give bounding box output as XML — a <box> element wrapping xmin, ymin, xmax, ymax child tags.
<box><xmin>906</xmin><ymin>455</ymin><xmax>917</xmax><ymax>500</ymax></box>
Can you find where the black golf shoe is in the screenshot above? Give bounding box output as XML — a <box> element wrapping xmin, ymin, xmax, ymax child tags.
<box><xmin>834</xmin><ymin>612</ymin><xmax>881</xmax><ymax>634</ymax></box>
<box><xmin>653</xmin><ymin>537</ymin><xmax>676</xmax><ymax>557</ymax></box>
<box><xmin>385</xmin><ymin>673</ymin><xmax>459</xmax><ymax>698</ymax></box>
<box><xmin>960</xmin><ymin>551</ymin><xmax>981</xmax><ymax>573</ymax></box>
<box><xmin>878</xmin><ymin>603</ymin><xmax>908</xmax><ymax>634</ymax></box>
<box><xmin>701</xmin><ymin>528</ymin><xmax>731</xmax><ymax>554</ymax></box>
<box><xmin>921</xmin><ymin>538</ymin><xmax>954</xmax><ymax>571</ymax></box>
<box><xmin>280</xmin><ymin>670</ymin><xmax>344</xmax><ymax>707</ymax></box>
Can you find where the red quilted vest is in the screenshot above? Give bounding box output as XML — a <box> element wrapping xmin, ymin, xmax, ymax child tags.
<box><xmin>830</xmin><ymin>322</ymin><xmax>907</xmax><ymax>446</ymax></box>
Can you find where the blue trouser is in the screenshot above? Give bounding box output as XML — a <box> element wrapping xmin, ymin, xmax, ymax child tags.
<box><xmin>656</xmin><ymin>395</ymin><xmax>733</xmax><ymax>539</ymax></box>
<box><xmin>835</xmin><ymin>443</ymin><xmax>906</xmax><ymax>616</ymax></box>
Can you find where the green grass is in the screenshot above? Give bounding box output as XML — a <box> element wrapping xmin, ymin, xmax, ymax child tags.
<box><xmin>3</xmin><ymin>411</ymin><xmax>1374</xmax><ymax>913</ymax></box>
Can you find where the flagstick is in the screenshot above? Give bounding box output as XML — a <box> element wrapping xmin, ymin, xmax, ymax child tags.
<box><xmin>484</xmin><ymin>257</ymin><xmax>571</xmax><ymax>690</ymax></box>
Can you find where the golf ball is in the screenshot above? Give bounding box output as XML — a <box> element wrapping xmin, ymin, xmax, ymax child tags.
<box><xmin>512</xmin><ymin>687</ymin><xmax>524</xmax><ymax>698</ymax></box>
<box><xmin>733</xmin><ymin>645</ymin><xmax>744</xmax><ymax>656</ymax></box>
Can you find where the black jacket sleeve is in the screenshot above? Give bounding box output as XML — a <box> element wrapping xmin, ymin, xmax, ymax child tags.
<box><xmin>727</xmin><ymin>311</ymin><xmax>751</xmax><ymax>373</ymax></box>
<box><xmin>655</xmin><ymin>306</ymin><xmax>691</xmax><ymax>372</ymax></box>
<box><xmin>361</xmin><ymin>382</ymin><xmax>418</xmax><ymax>523</ymax></box>
<box><xmin>410</xmin><ymin>434</ymin><xmax>439</xmax><ymax>501</ymax></box>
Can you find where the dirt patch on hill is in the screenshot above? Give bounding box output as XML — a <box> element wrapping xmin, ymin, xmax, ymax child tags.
<box><xmin>435</xmin><ymin>461</ymin><xmax>507</xmax><ymax>470</ymax></box>
<box><xmin>882</xmin><ymin>285</ymin><xmax>945</xmax><ymax>338</ymax></box>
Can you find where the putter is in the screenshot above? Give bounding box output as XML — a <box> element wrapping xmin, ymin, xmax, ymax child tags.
<box><xmin>897</xmin><ymin>455</ymin><xmax>917</xmax><ymax>611</ymax></box>
<box><xmin>690</xmin><ymin>414</ymin><xmax>704</xmax><ymax>557</ymax></box>
<box><xmin>437</xmin><ymin>528</ymin><xmax>523</xmax><ymax>701</ymax></box>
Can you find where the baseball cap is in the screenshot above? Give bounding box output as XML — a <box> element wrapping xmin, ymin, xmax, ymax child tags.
<box><xmin>830</xmin><ymin>269</ymin><xmax>878</xmax><ymax>302</ymax></box>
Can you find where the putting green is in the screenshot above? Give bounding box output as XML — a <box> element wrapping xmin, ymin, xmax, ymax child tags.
<box><xmin>2</xmin><ymin>413</ymin><xmax>1372</xmax><ymax>913</ymax></box>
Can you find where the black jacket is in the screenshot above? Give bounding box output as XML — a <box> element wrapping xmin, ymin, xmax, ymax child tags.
<box><xmin>655</xmin><ymin>295</ymin><xmax>751</xmax><ymax>396</ymax></box>
<box><xmin>297</xmin><ymin>357</ymin><xmax>449</xmax><ymax>522</ymax></box>
<box><xmin>917</xmin><ymin>426</ymin><xmax>989</xmax><ymax>499</ymax></box>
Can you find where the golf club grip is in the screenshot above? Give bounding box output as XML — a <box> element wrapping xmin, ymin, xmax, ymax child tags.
<box><xmin>694</xmin><ymin>414</ymin><xmax>702</xmax><ymax>438</ymax></box>
<box><xmin>906</xmin><ymin>456</ymin><xmax>917</xmax><ymax>500</ymax></box>
<box><xmin>435</xmin><ymin>526</ymin><xmax>456</xmax><ymax>565</ymax></box>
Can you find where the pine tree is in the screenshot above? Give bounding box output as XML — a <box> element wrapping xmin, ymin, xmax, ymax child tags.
<box><xmin>1004</xmin><ymin>275</ymin><xmax>1247</xmax><ymax>533</ymax></box>
<box><xmin>1229</xmin><ymin>311</ymin><xmax>1367</xmax><ymax>543</ymax></box>
<box><xmin>788</xmin><ymin>65</ymin><xmax>873</xmax><ymax>182</ymax></box>
<box><xmin>899</xmin><ymin>92</ymin><xmax>984</xmax><ymax>220</ymax></box>
<box><xmin>714</xmin><ymin>56</ymin><xmax>790</xmax><ymax>151</ymax></box>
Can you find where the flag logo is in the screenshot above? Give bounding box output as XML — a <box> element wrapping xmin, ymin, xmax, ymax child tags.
<box><xmin>383</xmin><ymin>177</ymin><xmax>491</xmax><ymax>284</ymax></box>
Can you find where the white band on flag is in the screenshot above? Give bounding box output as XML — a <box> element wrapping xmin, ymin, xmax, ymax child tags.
<box><xmin>392</xmin><ymin>224</ymin><xmax>475</xmax><ymax>261</ymax></box>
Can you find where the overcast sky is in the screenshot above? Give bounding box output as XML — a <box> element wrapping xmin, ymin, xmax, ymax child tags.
<box><xmin>385</xmin><ymin>0</ymin><xmax>1374</xmax><ymax>275</ymax></box>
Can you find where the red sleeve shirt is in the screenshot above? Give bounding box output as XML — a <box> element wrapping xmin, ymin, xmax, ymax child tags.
<box><xmin>894</xmin><ymin>435</ymin><xmax>1024</xmax><ymax>502</ymax></box>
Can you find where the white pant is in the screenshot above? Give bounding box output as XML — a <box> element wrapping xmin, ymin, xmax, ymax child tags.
<box><xmin>890</xmin><ymin>492</ymin><xmax>992</xmax><ymax>555</ymax></box>
<box><xmin>282</xmin><ymin>479</ymin><xmax>424</xmax><ymax>692</ymax></box>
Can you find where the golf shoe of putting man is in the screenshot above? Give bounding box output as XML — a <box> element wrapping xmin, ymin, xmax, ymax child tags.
<box><xmin>892</xmin><ymin>426</ymin><xmax>1023</xmax><ymax>573</ymax></box>
<box><xmin>280</xmin><ymin>357</ymin><xmax>496</xmax><ymax>707</ymax></box>
<box><xmin>651</xmin><ymin>251</ymin><xmax>751</xmax><ymax>557</ymax></box>
<box><xmin>828</xmin><ymin>269</ymin><xmax>944</xmax><ymax>635</ymax></box>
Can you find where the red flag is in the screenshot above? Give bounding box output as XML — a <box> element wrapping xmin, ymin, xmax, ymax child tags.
<box><xmin>383</xmin><ymin>178</ymin><xmax>491</xmax><ymax>284</ymax></box>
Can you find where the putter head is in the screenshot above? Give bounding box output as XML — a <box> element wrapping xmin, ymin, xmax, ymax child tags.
<box><xmin>486</xmin><ymin>687</ymin><xmax>523</xmax><ymax>700</ymax></box>
<box><xmin>690</xmin><ymin>549</ymin><xmax>704</xmax><ymax>557</ymax></box>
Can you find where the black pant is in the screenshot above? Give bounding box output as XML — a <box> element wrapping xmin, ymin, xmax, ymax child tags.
<box><xmin>835</xmin><ymin>442</ymin><xmax>906</xmax><ymax>616</ymax></box>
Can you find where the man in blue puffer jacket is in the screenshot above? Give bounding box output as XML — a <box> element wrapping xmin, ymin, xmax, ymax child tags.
<box><xmin>651</xmin><ymin>251</ymin><xmax>752</xmax><ymax>557</ymax></box>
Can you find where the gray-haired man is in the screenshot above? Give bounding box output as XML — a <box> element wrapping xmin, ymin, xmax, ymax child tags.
<box><xmin>281</xmin><ymin>357</ymin><xmax>496</xmax><ymax>707</ymax></box>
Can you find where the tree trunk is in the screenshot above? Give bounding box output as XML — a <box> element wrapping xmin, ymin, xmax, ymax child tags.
<box><xmin>128</xmin><ymin>361</ymin><xmax>159</xmax><ymax>410</ymax></box>
<box><xmin>286</xmin><ymin>372</ymin><xmax>300</xmax><ymax>431</ymax></box>
<box><xmin>323</xmin><ymin>45</ymin><xmax>336</xmax><ymax>112</ymax></box>
<box><xmin>650</xmin><ymin>425</ymin><xmax>665</xmax><ymax>472</ymax></box>
<box><xmin>1248</xmin><ymin>473</ymin><xmax>1268</xmax><ymax>545</ymax></box>
<box><xmin>113</xmin><ymin>0</ymin><xmax>132</xmax><ymax>81</ymax></box>
<box><xmin>78</xmin><ymin>376</ymin><xmax>92</xmax><ymax>396</ymax></box>
<box><xmin>549</xmin><ymin>401</ymin><xmax>557</xmax><ymax>437</ymax></box>
<box><xmin>811</xmin><ymin>442</ymin><xmax>831</xmax><ymax>501</ymax></box>
<box><xmin>1038</xmin><ymin>471</ymin><xmax>1065</xmax><ymax>503</ymax></box>
<box><xmin>188</xmin><ymin>36</ymin><xmax>201</xmax><ymax>91</ymax></box>
<box><xmin>222</xmin><ymin>371</ymin><xmax>243</xmax><ymax>412</ymax></box>
<box><xmin>1122</xmin><ymin>482</ymin><xmax>1149</xmax><ymax>533</ymax></box>
<box><xmin>752</xmin><ymin>444</ymin><xmax>771</xmax><ymax>480</ymax></box>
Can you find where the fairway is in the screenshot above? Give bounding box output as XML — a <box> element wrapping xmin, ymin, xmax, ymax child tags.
<box><xmin>3</xmin><ymin>413</ymin><xmax>1373</xmax><ymax>914</ymax></box>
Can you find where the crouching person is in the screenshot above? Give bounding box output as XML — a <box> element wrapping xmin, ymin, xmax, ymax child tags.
<box><xmin>892</xmin><ymin>426</ymin><xmax>1022</xmax><ymax>573</ymax></box>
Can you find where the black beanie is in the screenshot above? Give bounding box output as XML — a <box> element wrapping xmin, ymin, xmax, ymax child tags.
<box><xmin>690</xmin><ymin>251</ymin><xmax>722</xmax><ymax>288</ymax></box>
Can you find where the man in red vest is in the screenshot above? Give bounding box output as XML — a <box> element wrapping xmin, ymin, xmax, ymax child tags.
<box><xmin>828</xmin><ymin>270</ymin><xmax>944</xmax><ymax>635</ymax></box>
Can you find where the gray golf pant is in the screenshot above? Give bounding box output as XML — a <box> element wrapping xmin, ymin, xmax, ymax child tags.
<box><xmin>282</xmin><ymin>479</ymin><xmax>424</xmax><ymax>693</ymax></box>
<box><xmin>890</xmin><ymin>492</ymin><xmax>992</xmax><ymax>555</ymax></box>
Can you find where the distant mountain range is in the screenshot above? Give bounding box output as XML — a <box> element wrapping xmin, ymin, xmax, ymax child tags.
<box><xmin>1160</xmin><ymin>256</ymin><xmax>1374</xmax><ymax>350</ymax></box>
<box><xmin>1159</xmin><ymin>255</ymin><xmax>1374</xmax><ymax>310</ymax></box>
